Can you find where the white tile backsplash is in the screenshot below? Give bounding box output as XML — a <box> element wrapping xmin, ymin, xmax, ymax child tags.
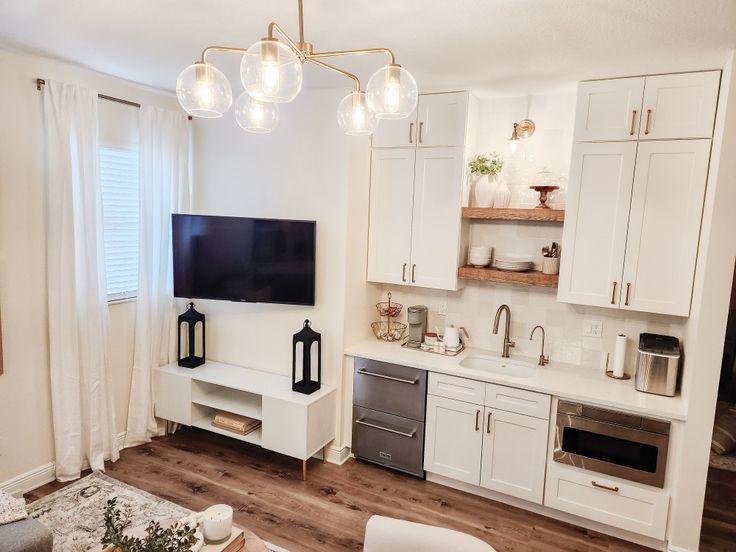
<box><xmin>379</xmin><ymin>281</ymin><xmax>685</xmax><ymax>375</ymax></box>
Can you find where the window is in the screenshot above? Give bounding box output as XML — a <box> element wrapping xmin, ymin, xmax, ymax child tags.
<box><xmin>100</xmin><ymin>146</ymin><xmax>139</xmax><ymax>301</ymax></box>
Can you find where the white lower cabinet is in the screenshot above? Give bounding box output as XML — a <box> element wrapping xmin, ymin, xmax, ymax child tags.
<box><xmin>424</xmin><ymin>373</ymin><xmax>550</xmax><ymax>504</ymax></box>
<box><xmin>544</xmin><ymin>463</ymin><xmax>669</xmax><ymax>540</ymax></box>
<box><xmin>424</xmin><ymin>394</ymin><xmax>483</xmax><ymax>485</ymax></box>
<box><xmin>480</xmin><ymin>408</ymin><xmax>548</xmax><ymax>504</ymax></box>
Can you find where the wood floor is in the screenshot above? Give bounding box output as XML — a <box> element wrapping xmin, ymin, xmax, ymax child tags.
<box><xmin>25</xmin><ymin>427</ymin><xmax>733</xmax><ymax>552</ymax></box>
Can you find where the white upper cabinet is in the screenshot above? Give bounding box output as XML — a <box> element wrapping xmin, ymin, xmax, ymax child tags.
<box><xmin>416</xmin><ymin>93</ymin><xmax>469</xmax><ymax>147</ymax></box>
<box><xmin>409</xmin><ymin>147</ymin><xmax>464</xmax><ymax>289</ymax></box>
<box><xmin>371</xmin><ymin>105</ymin><xmax>418</xmax><ymax>148</ymax></box>
<box><xmin>480</xmin><ymin>408</ymin><xmax>549</xmax><ymax>504</ymax></box>
<box><xmin>558</xmin><ymin>142</ymin><xmax>637</xmax><ymax>308</ymax></box>
<box><xmin>366</xmin><ymin>149</ymin><xmax>416</xmax><ymax>285</ymax></box>
<box><xmin>367</xmin><ymin>91</ymin><xmax>470</xmax><ymax>290</ymax></box>
<box><xmin>640</xmin><ymin>71</ymin><xmax>720</xmax><ymax>140</ymax></box>
<box><xmin>371</xmin><ymin>92</ymin><xmax>468</xmax><ymax>148</ymax></box>
<box><xmin>621</xmin><ymin>140</ymin><xmax>711</xmax><ymax>316</ymax></box>
<box><xmin>574</xmin><ymin>77</ymin><xmax>645</xmax><ymax>142</ymax></box>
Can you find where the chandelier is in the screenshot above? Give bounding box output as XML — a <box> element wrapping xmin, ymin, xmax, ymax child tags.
<box><xmin>175</xmin><ymin>0</ymin><xmax>418</xmax><ymax>136</ymax></box>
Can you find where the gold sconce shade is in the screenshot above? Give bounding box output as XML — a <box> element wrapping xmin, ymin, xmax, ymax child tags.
<box><xmin>241</xmin><ymin>38</ymin><xmax>303</xmax><ymax>103</ymax></box>
<box><xmin>508</xmin><ymin>119</ymin><xmax>536</xmax><ymax>153</ymax></box>
<box><xmin>234</xmin><ymin>92</ymin><xmax>279</xmax><ymax>133</ymax></box>
<box><xmin>337</xmin><ymin>91</ymin><xmax>377</xmax><ymax>136</ymax></box>
<box><xmin>176</xmin><ymin>62</ymin><xmax>233</xmax><ymax>118</ymax></box>
<box><xmin>366</xmin><ymin>64</ymin><xmax>418</xmax><ymax>119</ymax></box>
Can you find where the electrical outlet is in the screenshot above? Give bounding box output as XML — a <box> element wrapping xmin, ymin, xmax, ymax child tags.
<box><xmin>583</xmin><ymin>319</ymin><xmax>603</xmax><ymax>338</ymax></box>
<box><xmin>436</xmin><ymin>301</ymin><xmax>447</xmax><ymax>316</ymax></box>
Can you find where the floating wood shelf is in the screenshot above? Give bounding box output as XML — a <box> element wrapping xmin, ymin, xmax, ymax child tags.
<box><xmin>461</xmin><ymin>207</ymin><xmax>565</xmax><ymax>222</ymax></box>
<box><xmin>458</xmin><ymin>266</ymin><xmax>559</xmax><ymax>288</ymax></box>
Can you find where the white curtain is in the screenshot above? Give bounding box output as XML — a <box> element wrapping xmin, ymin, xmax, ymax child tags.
<box><xmin>43</xmin><ymin>80</ymin><xmax>119</xmax><ymax>481</ymax></box>
<box><xmin>125</xmin><ymin>106</ymin><xmax>190</xmax><ymax>447</ymax></box>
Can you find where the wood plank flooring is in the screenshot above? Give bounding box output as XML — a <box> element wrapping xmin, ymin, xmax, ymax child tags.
<box><xmin>24</xmin><ymin>427</ymin><xmax>733</xmax><ymax>552</ymax></box>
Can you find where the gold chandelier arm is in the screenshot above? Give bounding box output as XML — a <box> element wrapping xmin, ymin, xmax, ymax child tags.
<box><xmin>306</xmin><ymin>58</ymin><xmax>361</xmax><ymax>91</ymax></box>
<box><xmin>200</xmin><ymin>45</ymin><xmax>249</xmax><ymax>63</ymax></box>
<box><xmin>267</xmin><ymin>22</ymin><xmax>306</xmax><ymax>61</ymax></box>
<box><xmin>307</xmin><ymin>47</ymin><xmax>396</xmax><ymax>66</ymax></box>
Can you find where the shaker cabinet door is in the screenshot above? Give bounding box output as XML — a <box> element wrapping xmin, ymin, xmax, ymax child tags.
<box><xmin>371</xmin><ymin>108</ymin><xmax>418</xmax><ymax>148</ymax></box>
<box><xmin>640</xmin><ymin>71</ymin><xmax>720</xmax><ymax>140</ymax></box>
<box><xmin>416</xmin><ymin>92</ymin><xmax>469</xmax><ymax>147</ymax></box>
<box><xmin>574</xmin><ymin>78</ymin><xmax>645</xmax><ymax>142</ymax></box>
<box><xmin>409</xmin><ymin>147</ymin><xmax>464</xmax><ymax>290</ymax></box>
<box><xmin>558</xmin><ymin>142</ymin><xmax>637</xmax><ymax>308</ymax></box>
<box><xmin>366</xmin><ymin>148</ymin><xmax>416</xmax><ymax>285</ymax></box>
<box><xmin>424</xmin><ymin>394</ymin><xmax>483</xmax><ymax>485</ymax></box>
<box><xmin>621</xmin><ymin>139</ymin><xmax>711</xmax><ymax>316</ymax></box>
<box><xmin>480</xmin><ymin>408</ymin><xmax>549</xmax><ymax>504</ymax></box>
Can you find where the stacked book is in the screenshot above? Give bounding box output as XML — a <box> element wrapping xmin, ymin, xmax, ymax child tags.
<box><xmin>211</xmin><ymin>412</ymin><xmax>261</xmax><ymax>436</ymax></box>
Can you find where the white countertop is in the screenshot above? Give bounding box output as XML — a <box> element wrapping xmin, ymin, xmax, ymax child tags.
<box><xmin>344</xmin><ymin>339</ymin><xmax>688</xmax><ymax>421</ymax></box>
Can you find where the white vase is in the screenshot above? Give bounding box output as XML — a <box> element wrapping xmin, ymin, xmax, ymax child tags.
<box><xmin>493</xmin><ymin>177</ymin><xmax>511</xmax><ymax>208</ymax></box>
<box><xmin>473</xmin><ymin>175</ymin><xmax>495</xmax><ymax>208</ymax></box>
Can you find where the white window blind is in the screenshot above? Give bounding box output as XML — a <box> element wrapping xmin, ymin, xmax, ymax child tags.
<box><xmin>100</xmin><ymin>146</ymin><xmax>139</xmax><ymax>301</ymax></box>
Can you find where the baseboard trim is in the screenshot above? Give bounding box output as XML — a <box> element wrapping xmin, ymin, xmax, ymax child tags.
<box><xmin>667</xmin><ymin>545</ymin><xmax>697</xmax><ymax>552</ymax></box>
<box><xmin>0</xmin><ymin>462</ymin><xmax>56</xmax><ymax>496</ymax></box>
<box><xmin>426</xmin><ymin>473</ymin><xmax>667</xmax><ymax>551</ymax></box>
<box><xmin>321</xmin><ymin>445</ymin><xmax>351</xmax><ymax>465</ymax></box>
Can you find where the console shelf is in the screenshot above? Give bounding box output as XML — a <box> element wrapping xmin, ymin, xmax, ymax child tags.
<box><xmin>458</xmin><ymin>266</ymin><xmax>559</xmax><ymax>288</ymax></box>
<box><xmin>462</xmin><ymin>207</ymin><xmax>565</xmax><ymax>222</ymax></box>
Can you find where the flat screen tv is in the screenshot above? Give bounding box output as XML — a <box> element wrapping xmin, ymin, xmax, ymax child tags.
<box><xmin>172</xmin><ymin>214</ymin><xmax>316</xmax><ymax>306</ymax></box>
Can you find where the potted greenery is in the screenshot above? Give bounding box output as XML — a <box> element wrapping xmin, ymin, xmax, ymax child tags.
<box><xmin>101</xmin><ymin>498</ymin><xmax>200</xmax><ymax>552</ymax></box>
<box><xmin>467</xmin><ymin>153</ymin><xmax>505</xmax><ymax>207</ymax></box>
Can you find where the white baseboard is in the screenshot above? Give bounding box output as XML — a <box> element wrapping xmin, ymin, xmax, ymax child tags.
<box><xmin>0</xmin><ymin>462</ymin><xmax>56</xmax><ymax>496</ymax></box>
<box><xmin>667</xmin><ymin>545</ymin><xmax>698</xmax><ymax>552</ymax></box>
<box><xmin>325</xmin><ymin>445</ymin><xmax>351</xmax><ymax>465</ymax></box>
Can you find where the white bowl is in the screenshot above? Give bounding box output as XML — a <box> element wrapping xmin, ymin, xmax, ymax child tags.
<box><xmin>470</xmin><ymin>245</ymin><xmax>492</xmax><ymax>255</ymax></box>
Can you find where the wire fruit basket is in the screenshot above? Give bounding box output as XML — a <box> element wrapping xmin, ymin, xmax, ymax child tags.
<box><xmin>371</xmin><ymin>291</ymin><xmax>406</xmax><ymax>341</ymax></box>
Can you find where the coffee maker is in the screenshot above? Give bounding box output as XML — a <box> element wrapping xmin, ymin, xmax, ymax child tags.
<box><xmin>407</xmin><ymin>305</ymin><xmax>428</xmax><ymax>348</ymax></box>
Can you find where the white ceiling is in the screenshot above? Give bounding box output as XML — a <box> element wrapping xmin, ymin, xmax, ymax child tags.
<box><xmin>1</xmin><ymin>0</ymin><xmax>735</xmax><ymax>95</ymax></box>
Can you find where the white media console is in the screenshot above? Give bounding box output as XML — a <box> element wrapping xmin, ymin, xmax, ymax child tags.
<box><xmin>154</xmin><ymin>360</ymin><xmax>336</xmax><ymax>480</ymax></box>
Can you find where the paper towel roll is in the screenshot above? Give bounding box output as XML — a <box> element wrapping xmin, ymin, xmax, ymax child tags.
<box><xmin>613</xmin><ymin>334</ymin><xmax>627</xmax><ymax>378</ymax></box>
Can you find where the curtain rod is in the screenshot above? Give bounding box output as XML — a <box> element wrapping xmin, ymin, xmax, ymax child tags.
<box><xmin>35</xmin><ymin>78</ymin><xmax>192</xmax><ymax>120</ymax></box>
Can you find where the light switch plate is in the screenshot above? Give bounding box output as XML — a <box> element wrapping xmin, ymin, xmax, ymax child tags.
<box><xmin>583</xmin><ymin>319</ymin><xmax>603</xmax><ymax>338</ymax></box>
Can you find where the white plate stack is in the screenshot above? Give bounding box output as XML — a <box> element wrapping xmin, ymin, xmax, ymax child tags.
<box><xmin>468</xmin><ymin>245</ymin><xmax>493</xmax><ymax>267</ymax></box>
<box><xmin>493</xmin><ymin>256</ymin><xmax>534</xmax><ymax>272</ymax></box>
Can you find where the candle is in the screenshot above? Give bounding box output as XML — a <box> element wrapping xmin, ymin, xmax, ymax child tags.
<box><xmin>202</xmin><ymin>504</ymin><xmax>233</xmax><ymax>543</ymax></box>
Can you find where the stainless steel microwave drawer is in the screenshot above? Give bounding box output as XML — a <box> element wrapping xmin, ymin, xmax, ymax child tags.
<box><xmin>353</xmin><ymin>357</ymin><xmax>427</xmax><ymax>421</ymax></box>
<box><xmin>352</xmin><ymin>406</ymin><xmax>425</xmax><ymax>478</ymax></box>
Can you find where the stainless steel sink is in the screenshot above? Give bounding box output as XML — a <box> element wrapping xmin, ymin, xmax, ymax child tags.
<box><xmin>459</xmin><ymin>354</ymin><xmax>536</xmax><ymax>378</ymax></box>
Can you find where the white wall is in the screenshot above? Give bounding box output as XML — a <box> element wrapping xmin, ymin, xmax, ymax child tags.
<box><xmin>191</xmin><ymin>88</ymin><xmax>374</xmax><ymax>450</ymax></box>
<box><xmin>381</xmin><ymin>91</ymin><xmax>685</xmax><ymax>373</ymax></box>
<box><xmin>0</xmin><ymin>48</ymin><xmax>179</xmax><ymax>484</ymax></box>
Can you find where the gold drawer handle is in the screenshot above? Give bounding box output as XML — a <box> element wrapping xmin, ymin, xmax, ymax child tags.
<box><xmin>625</xmin><ymin>282</ymin><xmax>631</xmax><ymax>306</ymax></box>
<box><xmin>645</xmin><ymin>109</ymin><xmax>652</xmax><ymax>135</ymax></box>
<box><xmin>475</xmin><ymin>409</ymin><xmax>480</xmax><ymax>431</ymax></box>
<box><xmin>486</xmin><ymin>411</ymin><xmax>492</xmax><ymax>434</ymax></box>
<box><xmin>592</xmin><ymin>481</ymin><xmax>620</xmax><ymax>493</ymax></box>
<box><xmin>630</xmin><ymin>110</ymin><xmax>638</xmax><ymax>135</ymax></box>
<box><xmin>409</xmin><ymin>122</ymin><xmax>414</xmax><ymax>144</ymax></box>
<box><xmin>402</xmin><ymin>263</ymin><xmax>407</xmax><ymax>282</ymax></box>
<box><xmin>610</xmin><ymin>282</ymin><xmax>617</xmax><ymax>305</ymax></box>
<box><xmin>418</xmin><ymin>121</ymin><xmax>424</xmax><ymax>143</ymax></box>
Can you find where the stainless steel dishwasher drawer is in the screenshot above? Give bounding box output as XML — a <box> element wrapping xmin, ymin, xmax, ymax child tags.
<box><xmin>353</xmin><ymin>357</ymin><xmax>427</xmax><ymax>421</ymax></box>
<box><xmin>352</xmin><ymin>406</ymin><xmax>425</xmax><ymax>477</ymax></box>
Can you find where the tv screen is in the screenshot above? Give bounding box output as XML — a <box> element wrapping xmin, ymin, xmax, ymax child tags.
<box><xmin>172</xmin><ymin>214</ymin><xmax>316</xmax><ymax>306</ymax></box>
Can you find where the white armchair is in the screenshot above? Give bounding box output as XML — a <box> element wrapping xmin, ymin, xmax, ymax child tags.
<box><xmin>363</xmin><ymin>515</ymin><xmax>496</xmax><ymax>552</ymax></box>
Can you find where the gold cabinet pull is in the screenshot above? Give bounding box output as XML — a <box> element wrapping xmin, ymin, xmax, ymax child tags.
<box><xmin>402</xmin><ymin>263</ymin><xmax>407</xmax><ymax>282</ymax></box>
<box><xmin>630</xmin><ymin>110</ymin><xmax>638</xmax><ymax>135</ymax></box>
<box><xmin>418</xmin><ymin>122</ymin><xmax>424</xmax><ymax>143</ymax></box>
<box><xmin>409</xmin><ymin>122</ymin><xmax>414</xmax><ymax>144</ymax></box>
<box><xmin>486</xmin><ymin>411</ymin><xmax>492</xmax><ymax>434</ymax></box>
<box><xmin>610</xmin><ymin>282</ymin><xmax>617</xmax><ymax>305</ymax></box>
<box><xmin>645</xmin><ymin>109</ymin><xmax>652</xmax><ymax>135</ymax></box>
<box><xmin>411</xmin><ymin>264</ymin><xmax>416</xmax><ymax>283</ymax></box>
<box><xmin>625</xmin><ymin>282</ymin><xmax>631</xmax><ymax>306</ymax></box>
<box><xmin>475</xmin><ymin>409</ymin><xmax>481</xmax><ymax>431</ymax></box>
<box><xmin>592</xmin><ymin>481</ymin><xmax>620</xmax><ymax>493</ymax></box>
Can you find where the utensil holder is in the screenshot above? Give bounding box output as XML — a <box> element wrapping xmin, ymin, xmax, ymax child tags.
<box><xmin>542</xmin><ymin>257</ymin><xmax>560</xmax><ymax>275</ymax></box>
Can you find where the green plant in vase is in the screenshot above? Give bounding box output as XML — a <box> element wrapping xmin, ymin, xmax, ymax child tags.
<box><xmin>468</xmin><ymin>153</ymin><xmax>505</xmax><ymax>208</ymax></box>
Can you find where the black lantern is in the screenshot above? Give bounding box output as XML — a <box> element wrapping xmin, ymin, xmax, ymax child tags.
<box><xmin>292</xmin><ymin>319</ymin><xmax>321</xmax><ymax>395</ymax></box>
<box><xmin>178</xmin><ymin>302</ymin><xmax>205</xmax><ymax>368</ymax></box>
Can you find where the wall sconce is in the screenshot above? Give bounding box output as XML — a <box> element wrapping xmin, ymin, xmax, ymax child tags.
<box><xmin>509</xmin><ymin>118</ymin><xmax>536</xmax><ymax>153</ymax></box>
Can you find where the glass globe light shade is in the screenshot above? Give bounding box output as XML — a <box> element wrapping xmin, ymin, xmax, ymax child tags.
<box><xmin>240</xmin><ymin>38</ymin><xmax>303</xmax><ymax>103</ymax></box>
<box><xmin>366</xmin><ymin>64</ymin><xmax>418</xmax><ymax>119</ymax></box>
<box><xmin>337</xmin><ymin>91</ymin><xmax>378</xmax><ymax>136</ymax></box>
<box><xmin>234</xmin><ymin>92</ymin><xmax>279</xmax><ymax>133</ymax></box>
<box><xmin>176</xmin><ymin>63</ymin><xmax>232</xmax><ymax>118</ymax></box>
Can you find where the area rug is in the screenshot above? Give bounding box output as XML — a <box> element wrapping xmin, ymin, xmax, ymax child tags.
<box><xmin>27</xmin><ymin>472</ymin><xmax>287</xmax><ymax>551</ymax></box>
